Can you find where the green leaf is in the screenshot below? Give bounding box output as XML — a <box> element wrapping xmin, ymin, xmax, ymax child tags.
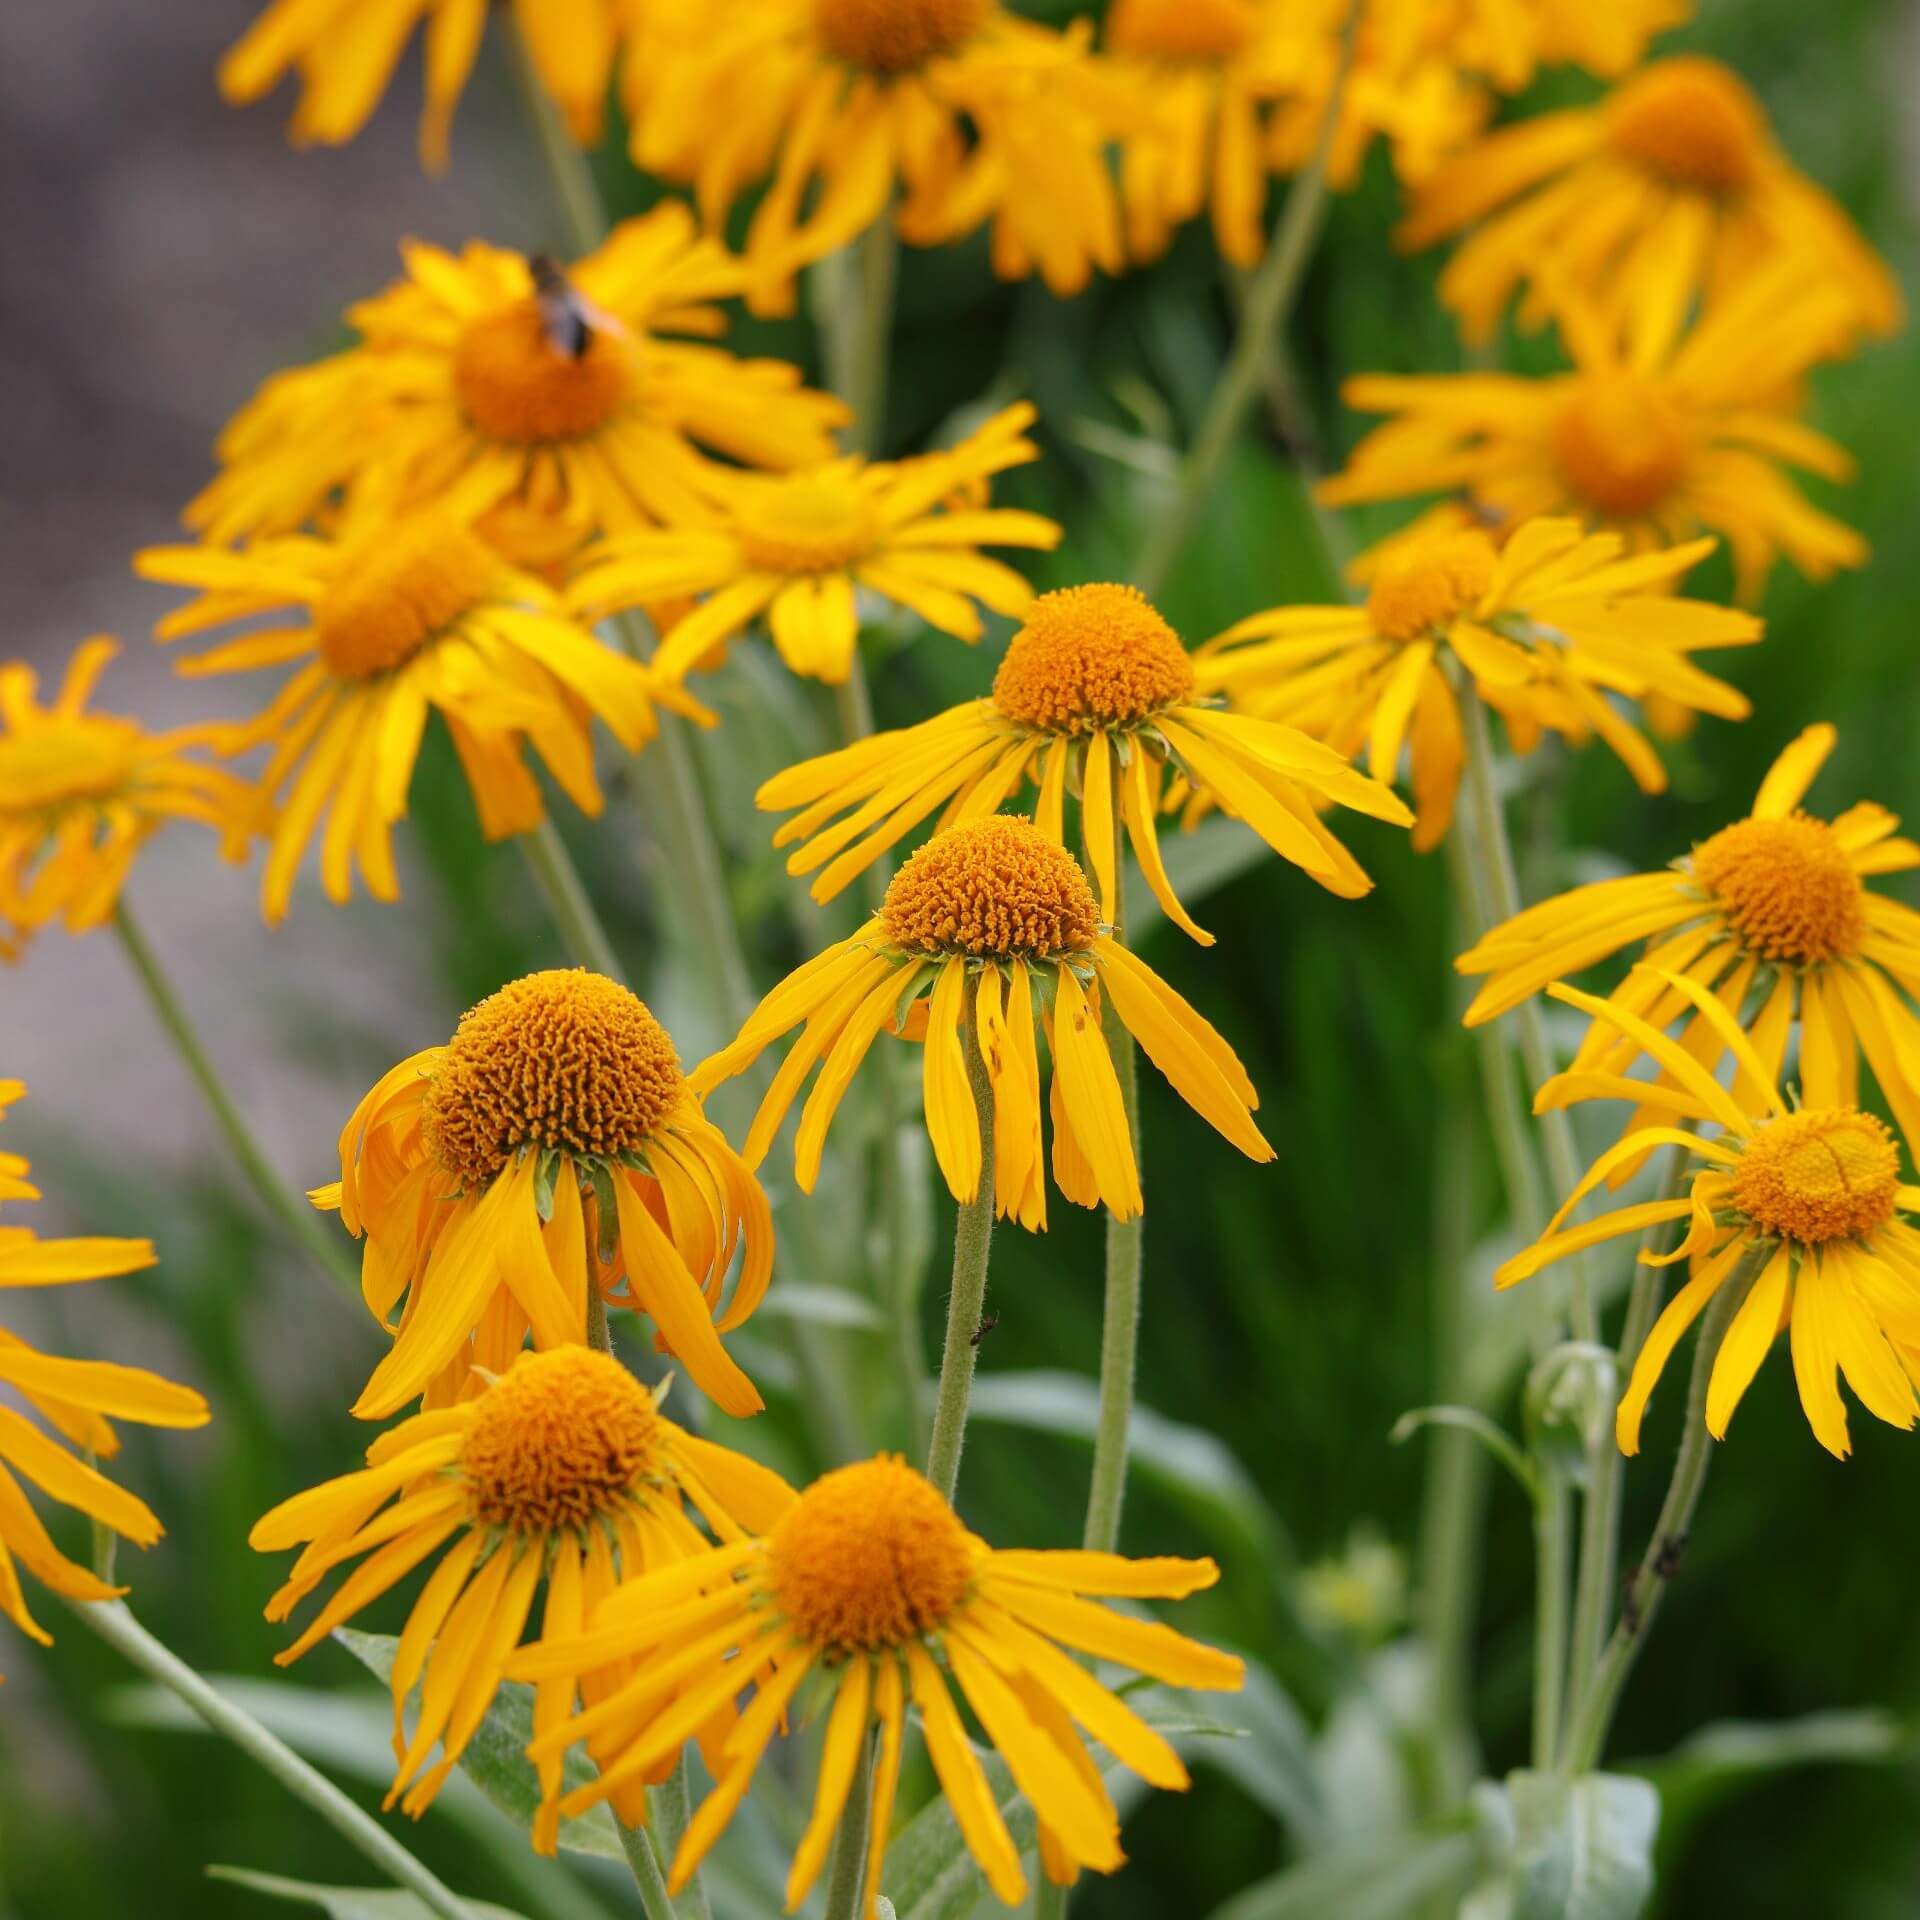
<box><xmin>332</xmin><ymin>1629</ymin><xmax>626</xmax><ymax>1864</ymax></box>
<box><xmin>205</xmin><ymin>1866</ymin><xmax>526</xmax><ymax>1920</ymax></box>
<box><xmin>1149</xmin><ymin>1662</ymin><xmax>1325</xmax><ymax>1847</ymax></box>
<box><xmin>883</xmin><ymin>1751</ymin><xmax>1036</xmax><ymax>1920</ymax></box>
<box><xmin>1467</xmin><ymin>1771</ymin><xmax>1660</xmax><ymax>1920</ymax></box>
<box><xmin>1630</xmin><ymin>1710</ymin><xmax>1918</xmax><ymax>1842</ymax></box>
<box><xmin>751</xmin><ymin>1282</ymin><xmax>886</xmax><ymax>1330</ymax></box>
<box><xmin>1204</xmin><ymin>1827</ymin><xmax>1481</xmax><ymax>1920</ymax></box>
<box><xmin>964</xmin><ymin>1370</ymin><xmax>1292</xmax><ymax>1570</ymax></box>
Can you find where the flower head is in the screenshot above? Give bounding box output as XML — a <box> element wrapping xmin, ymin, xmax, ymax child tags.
<box><xmin>756</xmin><ymin>581</ymin><xmax>1410</xmax><ymax>944</ymax></box>
<box><xmin>250</xmin><ymin>1346</ymin><xmax>794</xmax><ymax>1830</ymax></box>
<box><xmin>1496</xmin><ymin>973</ymin><xmax>1920</xmax><ymax>1459</ymax></box>
<box><xmin>136</xmin><ymin>500</ymin><xmax>703</xmax><ymax>924</ymax></box>
<box><xmin>0</xmin><ymin>1084</ymin><xmax>210</xmax><ymax>1673</ymax></box>
<box><xmin>1204</xmin><ymin>518</ymin><xmax>1758</xmax><ymax>850</ymax></box>
<box><xmin>623</xmin><ymin>2</ymin><xmax>1125</xmax><ymax>312</ymax></box>
<box><xmin>511</xmin><ymin>1454</ymin><xmax>1242</xmax><ymax>1908</ymax></box>
<box><xmin>1458</xmin><ymin>725</ymin><xmax>1920</xmax><ymax>1165</ymax></box>
<box><xmin>1323</xmin><ymin>273</ymin><xmax>1868</xmax><ymax>600</ymax></box>
<box><xmin>569</xmin><ymin>404</ymin><xmax>1061</xmax><ymax>686</ymax></box>
<box><xmin>220</xmin><ymin>0</ymin><xmax>632</xmax><ymax>168</ymax></box>
<box><xmin>695</xmin><ymin>816</ymin><xmax>1273</xmax><ymax>1229</ymax></box>
<box><xmin>1400</xmin><ymin>57</ymin><xmax>1902</xmax><ymax>348</ymax></box>
<box><xmin>185</xmin><ymin>216</ymin><xmax>849</xmax><ymax>548</ymax></box>
<box><xmin>318</xmin><ymin>970</ymin><xmax>772</xmax><ymax>1422</ymax></box>
<box><xmin>0</xmin><ymin>640</ymin><xmax>247</xmax><ymax>955</ymax></box>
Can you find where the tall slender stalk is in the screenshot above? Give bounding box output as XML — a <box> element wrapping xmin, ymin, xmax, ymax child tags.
<box><xmin>1563</xmin><ymin>1151</ymin><xmax>1686</xmax><ymax>1718</ymax></box>
<box><xmin>654</xmin><ymin>1759</ymin><xmax>712</xmax><ymax>1920</ymax></box>
<box><xmin>1454</xmin><ymin>688</ymin><xmax>1597</xmax><ymax>1346</ymax></box>
<box><xmin>66</xmin><ymin>1600</ymin><xmax>474</xmax><ymax>1920</ymax></box>
<box><xmin>820</xmin><ymin>220</ymin><xmax>899</xmax><ymax>456</ymax></box>
<box><xmin>924</xmin><ymin>981</ymin><xmax>997</xmax><ymax>1502</ymax></box>
<box><xmin>1531</xmin><ymin>1470</ymin><xmax>1572</xmax><ymax>1770</ymax></box>
<box><xmin>1132</xmin><ymin>0</ymin><xmax>1360</xmax><ymax>599</ymax></box>
<box><xmin>519</xmin><ymin>818</ymin><xmax>627</xmax><ymax>982</ymax></box>
<box><xmin>821</xmin><ymin>1734</ymin><xmax>878</xmax><ymax>1920</ymax></box>
<box><xmin>1562</xmin><ymin>1267</ymin><xmax>1749</xmax><ymax>1773</ymax></box>
<box><xmin>612</xmin><ymin>1819</ymin><xmax>684</xmax><ymax>1920</ymax></box>
<box><xmin>1083</xmin><ymin>862</ymin><xmax>1143</xmax><ymax>1553</ymax></box>
<box><xmin>112</xmin><ymin>902</ymin><xmax>359</xmax><ymax>1298</ymax></box>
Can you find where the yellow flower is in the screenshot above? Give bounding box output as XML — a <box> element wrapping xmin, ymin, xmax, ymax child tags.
<box><xmin>1400</xmin><ymin>57</ymin><xmax>1903</xmax><ymax>349</ymax></box>
<box><xmin>756</xmin><ymin>583</ymin><xmax>1411</xmax><ymax>943</ymax></box>
<box><xmin>249</xmin><ymin>1345</ymin><xmax>795</xmax><ymax>1830</ymax></box>
<box><xmin>0</xmin><ymin>1083</ymin><xmax>210</xmax><ymax>1673</ymax></box>
<box><xmin>623</xmin><ymin>0</ymin><xmax>1125</xmax><ymax>313</ymax></box>
<box><xmin>568</xmin><ymin>403</ymin><xmax>1061</xmax><ymax>686</ymax></box>
<box><xmin>1458</xmin><ymin>725</ymin><xmax>1920</xmax><ymax>1166</ymax></box>
<box><xmin>1204</xmin><ymin>518</ymin><xmax>1758</xmax><ymax>850</ymax></box>
<box><xmin>184</xmin><ymin>214</ymin><xmax>849</xmax><ymax>547</ymax></box>
<box><xmin>0</xmin><ymin>639</ymin><xmax>247</xmax><ymax>956</ymax></box>
<box><xmin>1496</xmin><ymin>973</ymin><xmax>1920</xmax><ymax>1460</ymax></box>
<box><xmin>220</xmin><ymin>0</ymin><xmax>631</xmax><ymax>169</ymax></box>
<box><xmin>1323</xmin><ymin>272</ymin><xmax>1868</xmax><ymax>600</ymax></box>
<box><xmin>511</xmin><ymin>1454</ymin><xmax>1242</xmax><ymax>1908</ymax></box>
<box><xmin>135</xmin><ymin>501</ymin><xmax>703</xmax><ymax>925</ymax></box>
<box><xmin>1098</xmin><ymin>0</ymin><xmax>1320</xmax><ymax>265</ymax></box>
<box><xmin>696</xmin><ymin>815</ymin><xmax>1272</xmax><ymax>1230</ymax></box>
<box><xmin>316</xmin><ymin>970</ymin><xmax>772</xmax><ymax>1422</ymax></box>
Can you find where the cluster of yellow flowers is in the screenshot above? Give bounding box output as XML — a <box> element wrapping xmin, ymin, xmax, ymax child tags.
<box><xmin>2</xmin><ymin>0</ymin><xmax>1913</xmax><ymax>1910</ymax></box>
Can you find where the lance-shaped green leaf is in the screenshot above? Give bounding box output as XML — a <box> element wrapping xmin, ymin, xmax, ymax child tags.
<box><xmin>206</xmin><ymin>1866</ymin><xmax>526</xmax><ymax>1920</ymax></box>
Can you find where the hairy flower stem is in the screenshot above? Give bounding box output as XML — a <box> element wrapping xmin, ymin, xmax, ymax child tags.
<box><xmin>1562</xmin><ymin>1269</ymin><xmax>1748</xmax><ymax>1773</ymax></box>
<box><xmin>112</xmin><ymin>902</ymin><xmax>358</xmax><ymax>1300</ymax></box>
<box><xmin>1562</xmin><ymin>1152</ymin><xmax>1693</xmax><ymax>1756</ymax></box>
<box><xmin>1084</xmin><ymin>856</ymin><xmax>1143</xmax><ymax>1553</ymax></box>
<box><xmin>821</xmin><ymin>219</ymin><xmax>899</xmax><ymax>456</ymax></box>
<box><xmin>925</xmin><ymin>982</ymin><xmax>997</xmax><ymax>1501</ymax></box>
<box><xmin>520</xmin><ymin>818</ymin><xmax>628</xmax><ymax>982</ymax></box>
<box><xmin>1455</xmin><ymin>689</ymin><xmax>1597</xmax><ymax>1346</ymax></box>
<box><xmin>654</xmin><ymin>1761</ymin><xmax>712</xmax><ymax>1920</ymax></box>
<box><xmin>822</xmin><ymin>1733</ymin><xmax>878</xmax><ymax>1920</ymax></box>
<box><xmin>67</xmin><ymin>1599</ymin><xmax>473</xmax><ymax>1920</ymax></box>
<box><xmin>612</xmin><ymin>1816</ymin><xmax>684</xmax><ymax>1920</ymax></box>
<box><xmin>1132</xmin><ymin>0</ymin><xmax>1360</xmax><ymax>599</ymax></box>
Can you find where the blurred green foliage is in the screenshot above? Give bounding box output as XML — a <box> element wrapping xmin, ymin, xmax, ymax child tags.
<box><xmin>2</xmin><ymin>0</ymin><xmax>1915</xmax><ymax>1915</ymax></box>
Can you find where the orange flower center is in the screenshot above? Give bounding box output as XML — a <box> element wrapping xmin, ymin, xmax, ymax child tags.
<box><xmin>1552</xmin><ymin>372</ymin><xmax>1691</xmax><ymax>520</ymax></box>
<box><xmin>811</xmin><ymin>0</ymin><xmax>990</xmax><ymax>71</ymax></box>
<box><xmin>454</xmin><ymin>297</ymin><xmax>630</xmax><ymax>444</ymax></box>
<box><xmin>1690</xmin><ymin>813</ymin><xmax>1866</xmax><ymax>967</ymax></box>
<box><xmin>882</xmin><ymin>816</ymin><xmax>1100</xmax><ymax>959</ymax></box>
<box><xmin>0</xmin><ymin>716</ymin><xmax>142</xmax><ymax>814</ymax></box>
<box><xmin>313</xmin><ymin>514</ymin><xmax>500</xmax><ymax>681</ymax></box>
<box><xmin>734</xmin><ymin>470</ymin><xmax>879</xmax><ymax>575</ymax></box>
<box><xmin>1606</xmin><ymin>58</ymin><xmax>1765</xmax><ymax>197</ymax></box>
<box><xmin>1732</xmin><ymin>1108</ymin><xmax>1901</xmax><ymax>1246</ymax></box>
<box><xmin>1105</xmin><ymin>0</ymin><xmax>1256</xmax><ymax>62</ymax></box>
<box><xmin>992</xmin><ymin>583</ymin><xmax>1195</xmax><ymax>735</ymax></box>
<box><xmin>1365</xmin><ymin>532</ymin><xmax>1498</xmax><ymax>643</ymax></box>
<box><xmin>461</xmin><ymin>1348</ymin><xmax>660</xmax><ymax>1535</ymax></box>
<box><xmin>768</xmin><ymin>1456</ymin><xmax>973</xmax><ymax>1654</ymax></box>
<box><xmin>422</xmin><ymin>969</ymin><xmax>685</xmax><ymax>1187</ymax></box>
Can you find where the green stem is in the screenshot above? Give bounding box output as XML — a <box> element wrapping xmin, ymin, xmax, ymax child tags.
<box><xmin>1083</xmin><ymin>861</ymin><xmax>1143</xmax><ymax>1553</ymax></box>
<box><xmin>612</xmin><ymin>1817</ymin><xmax>683</xmax><ymax>1920</ymax></box>
<box><xmin>519</xmin><ymin>819</ymin><xmax>627</xmax><ymax>982</ymax></box>
<box><xmin>1531</xmin><ymin>1469</ymin><xmax>1571</xmax><ymax>1770</ymax></box>
<box><xmin>1561</xmin><ymin>1266</ymin><xmax>1749</xmax><ymax>1774</ymax></box>
<box><xmin>655</xmin><ymin>1760</ymin><xmax>711</xmax><ymax>1920</ymax></box>
<box><xmin>821</xmin><ymin>1734</ymin><xmax>877</xmax><ymax>1920</ymax></box>
<box><xmin>924</xmin><ymin>980</ymin><xmax>997</xmax><ymax>1502</ymax></box>
<box><xmin>820</xmin><ymin>220</ymin><xmax>899</xmax><ymax>455</ymax></box>
<box><xmin>112</xmin><ymin>902</ymin><xmax>358</xmax><ymax>1299</ymax></box>
<box><xmin>1563</xmin><ymin>1151</ymin><xmax>1686</xmax><ymax>1724</ymax></box>
<box><xmin>65</xmin><ymin>1600</ymin><xmax>473</xmax><ymax>1920</ymax></box>
<box><xmin>1131</xmin><ymin>0</ymin><xmax>1360</xmax><ymax>599</ymax></box>
<box><xmin>1034</xmin><ymin>1880</ymin><xmax>1069</xmax><ymax>1920</ymax></box>
<box><xmin>1455</xmin><ymin>687</ymin><xmax>1596</xmax><ymax>1346</ymax></box>
<box><xmin>507</xmin><ymin>18</ymin><xmax>602</xmax><ymax>256</ymax></box>
<box><xmin>834</xmin><ymin>671</ymin><xmax>929</xmax><ymax>1458</ymax></box>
